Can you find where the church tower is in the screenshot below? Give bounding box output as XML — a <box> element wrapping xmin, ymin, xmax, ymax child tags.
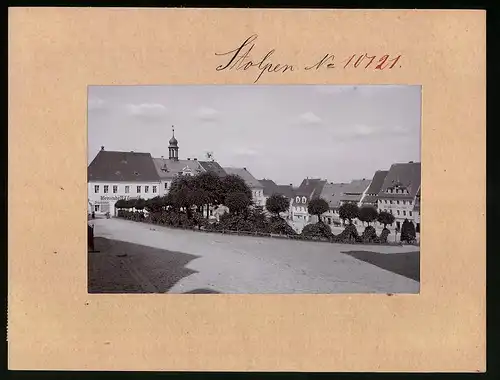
<box><xmin>168</xmin><ymin>125</ymin><xmax>179</xmax><ymax>161</ymax></box>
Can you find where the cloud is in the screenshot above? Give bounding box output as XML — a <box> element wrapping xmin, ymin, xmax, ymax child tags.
<box><xmin>88</xmin><ymin>97</ymin><xmax>108</xmax><ymax>111</ymax></box>
<box><xmin>197</xmin><ymin>106</ymin><xmax>219</xmax><ymax>121</ymax></box>
<box><xmin>126</xmin><ymin>103</ymin><xmax>168</xmax><ymax>119</ymax></box>
<box><xmin>299</xmin><ymin>111</ymin><xmax>322</xmax><ymax>125</ymax></box>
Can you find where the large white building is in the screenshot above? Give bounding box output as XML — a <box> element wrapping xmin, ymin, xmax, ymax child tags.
<box><xmin>87</xmin><ymin>147</ymin><xmax>162</xmax><ymax>216</ymax></box>
<box><xmin>88</xmin><ymin>127</ymin><xmax>227</xmax><ymax>216</ymax></box>
<box><xmin>376</xmin><ymin>161</ymin><xmax>421</xmax><ymax>231</ymax></box>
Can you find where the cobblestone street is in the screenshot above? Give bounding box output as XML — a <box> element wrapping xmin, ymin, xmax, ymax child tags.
<box><xmin>88</xmin><ymin>218</ymin><xmax>420</xmax><ymax>294</ymax></box>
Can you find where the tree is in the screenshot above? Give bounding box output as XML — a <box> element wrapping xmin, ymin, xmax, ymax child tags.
<box><xmin>400</xmin><ymin>218</ymin><xmax>416</xmax><ymax>243</ymax></box>
<box><xmin>115</xmin><ymin>199</ymin><xmax>125</xmax><ymax>209</ymax></box>
<box><xmin>222</xmin><ymin>174</ymin><xmax>252</xmax><ymax>203</ymax></box>
<box><xmin>168</xmin><ymin>175</ymin><xmax>196</xmax><ymax>216</ymax></box>
<box><xmin>134</xmin><ymin>198</ymin><xmax>146</xmax><ymax>211</ymax></box>
<box><xmin>338</xmin><ymin>202</ymin><xmax>359</xmax><ymax>225</ymax></box>
<box><xmin>194</xmin><ymin>171</ymin><xmax>224</xmax><ymax>218</ymax></box>
<box><xmin>225</xmin><ymin>191</ymin><xmax>252</xmax><ymax>215</ymax></box>
<box><xmin>265</xmin><ymin>194</ymin><xmax>289</xmax><ymax>219</ymax></box>
<box><xmin>248</xmin><ymin>205</ymin><xmax>269</xmax><ymax>232</ymax></box>
<box><xmin>358</xmin><ymin>205</ymin><xmax>379</xmax><ymax>226</ymax></box>
<box><xmin>377</xmin><ymin>211</ymin><xmax>395</xmax><ymax>228</ymax></box>
<box><xmin>307</xmin><ymin>197</ymin><xmax>329</xmax><ymax>222</ymax></box>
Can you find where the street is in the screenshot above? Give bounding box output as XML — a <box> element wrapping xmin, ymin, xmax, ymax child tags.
<box><xmin>88</xmin><ymin>218</ymin><xmax>420</xmax><ymax>294</ymax></box>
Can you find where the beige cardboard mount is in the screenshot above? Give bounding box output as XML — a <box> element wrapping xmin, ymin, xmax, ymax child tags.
<box><xmin>8</xmin><ymin>8</ymin><xmax>485</xmax><ymax>372</ymax></box>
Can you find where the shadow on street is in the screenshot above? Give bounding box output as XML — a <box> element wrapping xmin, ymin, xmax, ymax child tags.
<box><xmin>88</xmin><ymin>237</ymin><xmax>200</xmax><ymax>293</ymax></box>
<box><xmin>342</xmin><ymin>250</ymin><xmax>420</xmax><ymax>282</ymax></box>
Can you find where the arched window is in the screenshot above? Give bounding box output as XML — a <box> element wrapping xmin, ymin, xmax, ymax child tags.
<box><xmin>296</xmin><ymin>196</ymin><xmax>300</xmax><ymax>203</ymax></box>
<box><xmin>302</xmin><ymin>197</ymin><xmax>307</xmax><ymax>203</ymax></box>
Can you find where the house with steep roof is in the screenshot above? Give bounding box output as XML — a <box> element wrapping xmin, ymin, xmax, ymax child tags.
<box><xmin>223</xmin><ymin>167</ymin><xmax>265</xmax><ymax>207</ymax></box>
<box><xmin>361</xmin><ymin>170</ymin><xmax>389</xmax><ymax>207</ymax></box>
<box><xmin>87</xmin><ymin>147</ymin><xmax>161</xmax><ymax>216</ymax></box>
<box><xmin>376</xmin><ymin>161</ymin><xmax>421</xmax><ymax>230</ymax></box>
<box><xmin>290</xmin><ymin>178</ymin><xmax>327</xmax><ymax>231</ymax></box>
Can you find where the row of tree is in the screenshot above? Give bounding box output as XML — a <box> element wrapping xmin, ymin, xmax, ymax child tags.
<box><xmin>306</xmin><ymin>198</ymin><xmax>396</xmax><ymax>228</ymax></box>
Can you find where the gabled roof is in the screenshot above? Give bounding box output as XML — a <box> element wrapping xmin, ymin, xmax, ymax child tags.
<box><xmin>223</xmin><ymin>167</ymin><xmax>264</xmax><ymax>189</ymax></box>
<box><xmin>88</xmin><ymin>150</ymin><xmax>160</xmax><ymax>182</ymax></box>
<box><xmin>198</xmin><ymin>161</ymin><xmax>227</xmax><ymax>177</ymax></box>
<box><xmin>259</xmin><ymin>179</ymin><xmax>278</xmax><ymax>196</ymax></box>
<box><xmin>339</xmin><ymin>179</ymin><xmax>371</xmax><ymax>203</ymax></box>
<box><xmin>259</xmin><ymin>179</ymin><xmax>295</xmax><ymax>199</ymax></box>
<box><xmin>275</xmin><ymin>185</ymin><xmax>295</xmax><ymax>199</ymax></box>
<box><xmin>365</xmin><ymin>170</ymin><xmax>389</xmax><ymax>195</ymax></box>
<box><xmin>379</xmin><ymin>162</ymin><xmax>421</xmax><ymax>199</ymax></box>
<box><xmin>319</xmin><ymin>182</ymin><xmax>350</xmax><ymax>209</ymax></box>
<box><xmin>153</xmin><ymin>158</ymin><xmax>204</xmax><ymax>179</ymax></box>
<box><xmin>296</xmin><ymin>178</ymin><xmax>327</xmax><ymax>198</ymax></box>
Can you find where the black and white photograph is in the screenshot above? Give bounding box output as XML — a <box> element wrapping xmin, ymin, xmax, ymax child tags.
<box><xmin>87</xmin><ymin>85</ymin><xmax>421</xmax><ymax>294</ymax></box>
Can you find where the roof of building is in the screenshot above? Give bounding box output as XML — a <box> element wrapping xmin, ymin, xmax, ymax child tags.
<box><xmin>296</xmin><ymin>178</ymin><xmax>327</xmax><ymax>197</ymax></box>
<box><xmin>259</xmin><ymin>179</ymin><xmax>278</xmax><ymax>196</ymax></box>
<box><xmin>88</xmin><ymin>150</ymin><xmax>160</xmax><ymax>182</ymax></box>
<box><xmin>223</xmin><ymin>167</ymin><xmax>264</xmax><ymax>189</ymax></box>
<box><xmin>153</xmin><ymin>157</ymin><xmax>204</xmax><ymax>179</ymax></box>
<box><xmin>339</xmin><ymin>179</ymin><xmax>371</xmax><ymax>202</ymax></box>
<box><xmin>319</xmin><ymin>182</ymin><xmax>350</xmax><ymax>209</ymax></box>
<box><xmin>365</xmin><ymin>170</ymin><xmax>389</xmax><ymax>195</ymax></box>
<box><xmin>198</xmin><ymin>161</ymin><xmax>227</xmax><ymax>177</ymax></box>
<box><xmin>379</xmin><ymin>162</ymin><xmax>421</xmax><ymax>199</ymax></box>
<box><xmin>276</xmin><ymin>185</ymin><xmax>295</xmax><ymax>199</ymax></box>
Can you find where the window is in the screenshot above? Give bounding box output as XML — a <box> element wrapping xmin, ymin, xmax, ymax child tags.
<box><xmin>113</xmin><ymin>185</ymin><xmax>118</xmax><ymax>194</ymax></box>
<box><xmin>153</xmin><ymin>186</ymin><xmax>157</xmax><ymax>193</ymax></box>
<box><xmin>302</xmin><ymin>197</ymin><xmax>307</xmax><ymax>203</ymax></box>
<box><xmin>409</xmin><ymin>201</ymin><xmax>412</xmax><ymax>205</ymax></box>
<box><xmin>137</xmin><ymin>186</ymin><xmax>141</xmax><ymax>193</ymax></box>
<box><xmin>125</xmin><ymin>186</ymin><xmax>130</xmax><ymax>193</ymax></box>
<box><xmin>396</xmin><ymin>200</ymin><xmax>399</xmax><ymax>204</ymax></box>
<box><xmin>165</xmin><ymin>182</ymin><xmax>168</xmax><ymax>190</ymax></box>
<box><xmin>104</xmin><ymin>185</ymin><xmax>109</xmax><ymax>194</ymax></box>
<box><xmin>403</xmin><ymin>211</ymin><xmax>406</xmax><ymax>216</ymax></box>
<box><xmin>390</xmin><ymin>200</ymin><xmax>393</xmax><ymax>204</ymax></box>
<box><xmin>390</xmin><ymin>209</ymin><xmax>393</xmax><ymax>214</ymax></box>
<box><xmin>397</xmin><ymin>210</ymin><xmax>400</xmax><ymax>215</ymax></box>
<box><xmin>296</xmin><ymin>196</ymin><xmax>300</xmax><ymax>203</ymax></box>
<box><xmin>145</xmin><ymin>186</ymin><xmax>149</xmax><ymax>193</ymax></box>
<box><xmin>94</xmin><ymin>205</ymin><xmax>100</xmax><ymax>212</ymax></box>
<box><xmin>94</xmin><ymin>185</ymin><xmax>99</xmax><ymax>193</ymax></box>
<box><xmin>409</xmin><ymin>211</ymin><xmax>413</xmax><ymax>217</ymax></box>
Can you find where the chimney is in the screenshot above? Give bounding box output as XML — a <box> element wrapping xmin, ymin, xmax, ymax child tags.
<box><xmin>409</xmin><ymin>161</ymin><xmax>414</xmax><ymax>163</ymax></box>
<box><xmin>187</xmin><ymin>158</ymin><xmax>191</xmax><ymax>160</ymax></box>
<box><xmin>101</xmin><ymin>146</ymin><xmax>104</xmax><ymax>150</ymax></box>
<box><xmin>244</xmin><ymin>167</ymin><xmax>247</xmax><ymax>170</ymax></box>
<box><xmin>194</xmin><ymin>158</ymin><xmax>197</xmax><ymax>161</ymax></box>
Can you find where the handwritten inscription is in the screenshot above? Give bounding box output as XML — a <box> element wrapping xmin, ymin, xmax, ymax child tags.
<box><xmin>215</xmin><ymin>34</ymin><xmax>402</xmax><ymax>83</ymax></box>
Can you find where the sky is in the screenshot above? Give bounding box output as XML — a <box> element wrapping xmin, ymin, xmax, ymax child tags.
<box><xmin>88</xmin><ymin>85</ymin><xmax>421</xmax><ymax>187</ymax></box>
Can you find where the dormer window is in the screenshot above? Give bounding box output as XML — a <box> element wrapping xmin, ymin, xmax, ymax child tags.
<box><xmin>296</xmin><ymin>196</ymin><xmax>300</xmax><ymax>203</ymax></box>
<box><xmin>302</xmin><ymin>197</ymin><xmax>307</xmax><ymax>204</ymax></box>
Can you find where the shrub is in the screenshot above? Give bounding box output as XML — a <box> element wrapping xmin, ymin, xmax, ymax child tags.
<box><xmin>361</xmin><ymin>225</ymin><xmax>377</xmax><ymax>243</ymax></box>
<box><xmin>400</xmin><ymin>219</ymin><xmax>416</xmax><ymax>243</ymax></box>
<box><xmin>378</xmin><ymin>228</ymin><xmax>390</xmax><ymax>243</ymax></box>
<box><xmin>301</xmin><ymin>222</ymin><xmax>333</xmax><ymax>239</ymax></box>
<box><xmin>335</xmin><ymin>224</ymin><xmax>359</xmax><ymax>243</ymax></box>
<box><xmin>268</xmin><ymin>217</ymin><xmax>297</xmax><ymax>235</ymax></box>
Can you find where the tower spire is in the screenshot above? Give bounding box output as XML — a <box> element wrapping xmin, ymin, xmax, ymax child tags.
<box><xmin>168</xmin><ymin>124</ymin><xmax>179</xmax><ymax>161</ymax></box>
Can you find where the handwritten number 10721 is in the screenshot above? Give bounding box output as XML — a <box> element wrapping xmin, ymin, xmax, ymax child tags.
<box><xmin>343</xmin><ymin>54</ymin><xmax>402</xmax><ymax>70</ymax></box>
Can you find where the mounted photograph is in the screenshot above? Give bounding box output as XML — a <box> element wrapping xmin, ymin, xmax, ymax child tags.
<box><xmin>87</xmin><ymin>85</ymin><xmax>421</xmax><ymax>294</ymax></box>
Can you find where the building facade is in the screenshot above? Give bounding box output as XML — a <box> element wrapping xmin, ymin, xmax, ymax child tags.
<box><xmin>376</xmin><ymin>162</ymin><xmax>421</xmax><ymax>231</ymax></box>
<box><xmin>87</xmin><ymin>147</ymin><xmax>161</xmax><ymax>216</ymax></box>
